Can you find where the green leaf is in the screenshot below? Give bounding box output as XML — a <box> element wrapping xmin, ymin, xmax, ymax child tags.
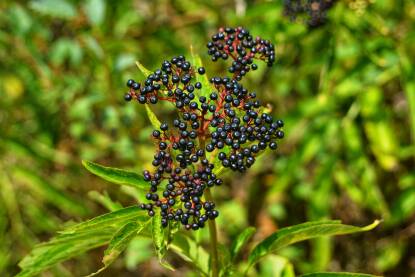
<box><xmin>152</xmin><ymin>211</ymin><xmax>174</xmax><ymax>270</ymax></box>
<box><xmin>399</xmin><ymin>47</ymin><xmax>415</xmax><ymax>148</ymax></box>
<box><xmin>82</xmin><ymin>160</ymin><xmax>147</xmax><ymax>190</ymax></box>
<box><xmin>145</xmin><ymin>104</ymin><xmax>161</xmax><ymax>130</ymax></box>
<box><xmin>60</xmin><ymin>206</ymin><xmax>148</xmax><ymax>235</ymax></box>
<box><xmin>170</xmin><ymin>234</ymin><xmax>209</xmax><ymax>275</ymax></box>
<box><xmin>218</xmin><ymin>243</ymin><xmax>232</xmax><ymax>276</ymax></box>
<box><xmin>17</xmin><ymin>207</ymin><xmax>149</xmax><ymax>277</ymax></box>
<box><xmin>230</xmin><ymin>227</ymin><xmax>256</xmax><ymax>260</ymax></box>
<box><xmin>86</xmin><ymin>221</ymin><xmax>148</xmax><ymax>277</ymax></box>
<box><xmin>29</xmin><ymin>0</ymin><xmax>77</xmax><ymax>19</ymax></box>
<box><xmin>248</xmin><ymin>220</ymin><xmax>380</xmax><ymax>268</ymax></box>
<box><xmin>152</xmin><ymin>211</ymin><xmax>165</xmax><ymax>256</ymax></box>
<box><xmin>299</xmin><ymin>273</ymin><xmax>381</xmax><ymax>277</ymax></box>
<box><xmin>390</xmin><ymin>187</ymin><xmax>415</xmax><ymax>225</ymax></box>
<box><xmin>83</xmin><ymin>0</ymin><xmax>106</xmax><ymax>26</ymax></box>
<box><xmin>190</xmin><ymin>46</ymin><xmax>212</xmax><ymax>100</ymax></box>
<box><xmin>259</xmin><ymin>255</ymin><xmax>295</xmax><ymax>277</ymax></box>
<box><xmin>135</xmin><ymin>61</ymin><xmax>152</xmax><ymax>77</ymax></box>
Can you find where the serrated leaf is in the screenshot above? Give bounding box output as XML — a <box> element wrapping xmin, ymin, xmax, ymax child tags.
<box><xmin>136</xmin><ymin>61</ymin><xmax>152</xmax><ymax>77</ymax></box>
<box><xmin>60</xmin><ymin>206</ymin><xmax>147</xmax><ymax>235</ymax></box>
<box><xmin>152</xmin><ymin>211</ymin><xmax>164</xmax><ymax>256</ymax></box>
<box><xmin>248</xmin><ymin>220</ymin><xmax>380</xmax><ymax>268</ymax></box>
<box><xmin>17</xmin><ymin>207</ymin><xmax>149</xmax><ymax>277</ymax></box>
<box><xmin>300</xmin><ymin>273</ymin><xmax>381</xmax><ymax>277</ymax></box>
<box><xmin>231</xmin><ymin>227</ymin><xmax>256</xmax><ymax>260</ymax></box>
<box><xmin>18</xmin><ymin>231</ymin><xmax>112</xmax><ymax>277</ymax></box>
<box><xmin>145</xmin><ymin>104</ymin><xmax>161</xmax><ymax>130</ymax></box>
<box><xmin>82</xmin><ymin>160</ymin><xmax>147</xmax><ymax>190</ymax></box>
<box><xmin>86</xmin><ymin>221</ymin><xmax>148</xmax><ymax>277</ymax></box>
<box><xmin>152</xmin><ymin>211</ymin><xmax>174</xmax><ymax>270</ymax></box>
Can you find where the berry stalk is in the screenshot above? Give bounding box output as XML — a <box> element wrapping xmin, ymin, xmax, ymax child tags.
<box><xmin>205</xmin><ymin>188</ymin><xmax>219</xmax><ymax>277</ymax></box>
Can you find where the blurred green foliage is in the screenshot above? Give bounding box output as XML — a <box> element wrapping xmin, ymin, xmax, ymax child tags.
<box><xmin>0</xmin><ymin>0</ymin><xmax>414</xmax><ymax>276</ymax></box>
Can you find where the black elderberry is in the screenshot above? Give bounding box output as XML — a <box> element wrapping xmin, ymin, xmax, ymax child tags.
<box><xmin>132</xmin><ymin>82</ymin><xmax>140</xmax><ymax>90</ymax></box>
<box><xmin>127</xmin><ymin>79</ymin><xmax>134</xmax><ymax>87</ymax></box>
<box><xmin>198</xmin><ymin>67</ymin><xmax>206</xmax><ymax>74</ymax></box>
<box><xmin>195</xmin><ymin>82</ymin><xmax>202</xmax><ymax>89</ymax></box>
<box><xmin>160</xmin><ymin>123</ymin><xmax>169</xmax><ymax>131</ymax></box>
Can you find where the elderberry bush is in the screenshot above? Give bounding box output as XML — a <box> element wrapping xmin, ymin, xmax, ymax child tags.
<box><xmin>123</xmin><ymin>27</ymin><xmax>284</xmax><ymax>230</ymax></box>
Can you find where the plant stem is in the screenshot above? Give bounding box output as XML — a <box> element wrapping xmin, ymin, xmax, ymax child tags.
<box><xmin>205</xmin><ymin>188</ymin><xmax>219</xmax><ymax>277</ymax></box>
<box><xmin>197</xmin><ymin>120</ymin><xmax>219</xmax><ymax>277</ymax></box>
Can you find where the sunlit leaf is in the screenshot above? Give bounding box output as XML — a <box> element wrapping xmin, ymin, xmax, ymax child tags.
<box><xmin>190</xmin><ymin>46</ymin><xmax>212</xmax><ymax>101</ymax></box>
<box><xmin>136</xmin><ymin>61</ymin><xmax>152</xmax><ymax>77</ymax></box>
<box><xmin>83</xmin><ymin>0</ymin><xmax>106</xmax><ymax>26</ymax></box>
<box><xmin>152</xmin><ymin>211</ymin><xmax>174</xmax><ymax>271</ymax></box>
<box><xmin>145</xmin><ymin>104</ymin><xmax>161</xmax><ymax>130</ymax></box>
<box><xmin>29</xmin><ymin>0</ymin><xmax>76</xmax><ymax>19</ymax></box>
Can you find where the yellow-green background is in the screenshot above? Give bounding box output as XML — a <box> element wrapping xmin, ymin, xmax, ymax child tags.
<box><xmin>1</xmin><ymin>0</ymin><xmax>414</xmax><ymax>276</ymax></box>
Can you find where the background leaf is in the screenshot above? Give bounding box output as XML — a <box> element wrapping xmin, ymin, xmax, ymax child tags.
<box><xmin>83</xmin><ymin>0</ymin><xmax>106</xmax><ymax>26</ymax></box>
<box><xmin>29</xmin><ymin>0</ymin><xmax>76</xmax><ymax>19</ymax></box>
<box><xmin>299</xmin><ymin>273</ymin><xmax>381</xmax><ymax>277</ymax></box>
<box><xmin>230</xmin><ymin>226</ymin><xmax>256</xmax><ymax>260</ymax></box>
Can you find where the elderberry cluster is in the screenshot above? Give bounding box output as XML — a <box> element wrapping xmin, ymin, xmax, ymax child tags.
<box><xmin>207</xmin><ymin>27</ymin><xmax>275</xmax><ymax>80</ymax></box>
<box><xmin>283</xmin><ymin>0</ymin><xmax>337</xmax><ymax>27</ymax></box>
<box><xmin>125</xmin><ymin>55</ymin><xmax>205</xmax><ymax>107</ymax></box>
<box><xmin>205</xmin><ymin>76</ymin><xmax>284</xmax><ymax>172</ymax></box>
<box><xmin>139</xmin><ymin>122</ymin><xmax>221</xmax><ymax>230</ymax></box>
<box><xmin>123</xmin><ymin>27</ymin><xmax>284</xmax><ymax>230</ymax></box>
